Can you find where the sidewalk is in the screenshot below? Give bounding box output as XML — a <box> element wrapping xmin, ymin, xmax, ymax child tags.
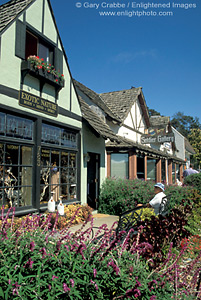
<box><xmin>68</xmin><ymin>213</ymin><xmax>119</xmax><ymax>236</ymax></box>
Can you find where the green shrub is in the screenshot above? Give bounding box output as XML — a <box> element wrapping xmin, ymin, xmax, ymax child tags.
<box><xmin>165</xmin><ymin>185</ymin><xmax>201</xmax><ymax>210</ymax></box>
<box><xmin>98</xmin><ymin>178</ymin><xmax>155</xmax><ymax>215</ymax></box>
<box><xmin>98</xmin><ymin>178</ymin><xmax>201</xmax><ymax>216</ymax></box>
<box><xmin>183</xmin><ymin>172</ymin><xmax>201</xmax><ymax>194</ymax></box>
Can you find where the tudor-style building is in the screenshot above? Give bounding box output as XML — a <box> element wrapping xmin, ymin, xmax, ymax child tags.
<box><xmin>0</xmin><ymin>0</ymin><xmax>82</xmax><ymax>215</ymax></box>
<box><xmin>74</xmin><ymin>80</ymin><xmax>187</xmax><ymax>206</ymax></box>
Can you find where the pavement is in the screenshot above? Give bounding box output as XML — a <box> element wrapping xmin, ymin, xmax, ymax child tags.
<box><xmin>67</xmin><ymin>212</ymin><xmax>119</xmax><ymax>237</ymax></box>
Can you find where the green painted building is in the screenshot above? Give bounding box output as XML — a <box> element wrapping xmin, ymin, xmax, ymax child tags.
<box><xmin>0</xmin><ymin>0</ymin><xmax>83</xmax><ymax>215</ymax></box>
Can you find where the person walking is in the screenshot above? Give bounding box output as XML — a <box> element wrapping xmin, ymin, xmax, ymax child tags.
<box><xmin>183</xmin><ymin>163</ymin><xmax>199</xmax><ymax>178</ymax></box>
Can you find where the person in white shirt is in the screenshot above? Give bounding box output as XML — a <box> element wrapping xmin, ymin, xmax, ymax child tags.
<box><xmin>147</xmin><ymin>182</ymin><xmax>166</xmax><ymax>215</ymax></box>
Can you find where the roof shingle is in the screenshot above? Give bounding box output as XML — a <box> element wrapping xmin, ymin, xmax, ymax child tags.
<box><xmin>73</xmin><ymin>79</ymin><xmax>121</xmax><ymax>123</ymax></box>
<box><xmin>100</xmin><ymin>88</ymin><xmax>142</xmax><ymax>122</ymax></box>
<box><xmin>78</xmin><ymin>95</ymin><xmax>121</xmax><ymax>142</ymax></box>
<box><xmin>0</xmin><ymin>0</ymin><xmax>34</xmax><ymax>33</ymax></box>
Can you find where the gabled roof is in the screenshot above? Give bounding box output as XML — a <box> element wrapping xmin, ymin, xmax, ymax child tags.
<box><xmin>185</xmin><ymin>138</ymin><xmax>195</xmax><ymax>155</ymax></box>
<box><xmin>0</xmin><ymin>0</ymin><xmax>34</xmax><ymax>33</ymax></box>
<box><xmin>100</xmin><ymin>87</ymin><xmax>150</xmax><ymax>127</ymax></box>
<box><xmin>73</xmin><ymin>79</ymin><xmax>121</xmax><ymax>123</ymax></box>
<box><xmin>78</xmin><ymin>95</ymin><xmax>121</xmax><ymax>142</ymax></box>
<box><xmin>150</xmin><ymin>116</ymin><xmax>170</xmax><ymax>128</ymax></box>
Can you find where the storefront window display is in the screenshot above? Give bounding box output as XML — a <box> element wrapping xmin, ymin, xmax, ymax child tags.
<box><xmin>40</xmin><ymin>123</ymin><xmax>78</xmax><ymax>205</ymax></box>
<box><xmin>0</xmin><ymin>113</ymin><xmax>34</xmax><ymax>208</ymax></box>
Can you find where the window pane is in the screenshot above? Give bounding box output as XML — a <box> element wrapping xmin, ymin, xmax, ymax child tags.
<box><xmin>147</xmin><ymin>159</ymin><xmax>156</xmax><ymax>180</ymax></box>
<box><xmin>42</xmin><ymin>124</ymin><xmax>60</xmax><ymax>145</ymax></box>
<box><xmin>0</xmin><ymin>144</ymin><xmax>33</xmax><ymax>208</ymax></box>
<box><xmin>111</xmin><ymin>153</ymin><xmax>129</xmax><ymax>179</ymax></box>
<box><xmin>161</xmin><ymin>160</ymin><xmax>166</xmax><ymax>182</ymax></box>
<box><xmin>40</xmin><ymin>148</ymin><xmax>77</xmax><ymax>204</ymax></box>
<box><xmin>6</xmin><ymin>115</ymin><xmax>33</xmax><ymax>140</ymax></box>
<box><xmin>0</xmin><ymin>112</ymin><xmax>5</xmax><ymax>135</ymax></box>
<box><xmin>25</xmin><ymin>31</ymin><xmax>38</xmax><ymax>59</ymax></box>
<box><xmin>38</xmin><ymin>43</ymin><xmax>49</xmax><ymax>62</ymax></box>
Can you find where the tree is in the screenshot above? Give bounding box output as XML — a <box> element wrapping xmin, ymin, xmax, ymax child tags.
<box><xmin>188</xmin><ymin>128</ymin><xmax>201</xmax><ymax>168</ymax></box>
<box><xmin>171</xmin><ymin>112</ymin><xmax>201</xmax><ymax>138</ymax></box>
<box><xmin>148</xmin><ymin>108</ymin><xmax>161</xmax><ymax>117</ymax></box>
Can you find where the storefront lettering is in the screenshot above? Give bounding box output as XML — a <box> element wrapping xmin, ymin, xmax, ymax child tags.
<box><xmin>19</xmin><ymin>91</ymin><xmax>58</xmax><ymax>117</ymax></box>
<box><xmin>141</xmin><ymin>134</ymin><xmax>175</xmax><ymax>144</ymax></box>
<box><xmin>21</xmin><ymin>92</ymin><xmax>40</xmax><ymax>105</ymax></box>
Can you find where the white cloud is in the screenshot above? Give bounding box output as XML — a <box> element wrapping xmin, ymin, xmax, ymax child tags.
<box><xmin>112</xmin><ymin>49</ymin><xmax>158</xmax><ymax>63</ymax></box>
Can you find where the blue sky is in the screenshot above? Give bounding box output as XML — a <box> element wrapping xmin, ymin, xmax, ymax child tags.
<box><xmin>1</xmin><ymin>0</ymin><xmax>201</xmax><ymax>122</ymax></box>
<box><xmin>50</xmin><ymin>0</ymin><xmax>201</xmax><ymax>122</ymax></box>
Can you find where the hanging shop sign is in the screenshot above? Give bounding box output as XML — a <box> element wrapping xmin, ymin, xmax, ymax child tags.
<box><xmin>19</xmin><ymin>90</ymin><xmax>58</xmax><ymax>117</ymax></box>
<box><xmin>141</xmin><ymin>128</ymin><xmax>175</xmax><ymax>144</ymax></box>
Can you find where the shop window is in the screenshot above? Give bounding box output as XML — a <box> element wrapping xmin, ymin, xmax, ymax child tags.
<box><xmin>137</xmin><ymin>155</ymin><xmax>144</xmax><ymax>179</ymax></box>
<box><xmin>0</xmin><ymin>144</ymin><xmax>33</xmax><ymax>209</ymax></box>
<box><xmin>161</xmin><ymin>160</ymin><xmax>166</xmax><ymax>182</ymax></box>
<box><xmin>147</xmin><ymin>158</ymin><xmax>156</xmax><ymax>180</ymax></box>
<box><xmin>42</xmin><ymin>123</ymin><xmax>77</xmax><ymax>148</ymax></box>
<box><xmin>40</xmin><ymin>123</ymin><xmax>78</xmax><ymax>205</ymax></box>
<box><xmin>176</xmin><ymin>164</ymin><xmax>180</xmax><ymax>180</ymax></box>
<box><xmin>40</xmin><ymin>150</ymin><xmax>77</xmax><ymax>204</ymax></box>
<box><xmin>0</xmin><ymin>112</ymin><xmax>33</xmax><ymax>140</ymax></box>
<box><xmin>111</xmin><ymin>153</ymin><xmax>129</xmax><ymax>179</ymax></box>
<box><xmin>0</xmin><ymin>113</ymin><xmax>34</xmax><ymax>209</ymax></box>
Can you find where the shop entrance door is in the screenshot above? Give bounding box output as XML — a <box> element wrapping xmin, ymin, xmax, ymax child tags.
<box><xmin>87</xmin><ymin>153</ymin><xmax>100</xmax><ymax>210</ymax></box>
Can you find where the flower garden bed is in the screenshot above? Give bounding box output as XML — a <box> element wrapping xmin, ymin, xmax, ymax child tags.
<box><xmin>0</xmin><ymin>201</ymin><xmax>201</xmax><ymax>299</ymax></box>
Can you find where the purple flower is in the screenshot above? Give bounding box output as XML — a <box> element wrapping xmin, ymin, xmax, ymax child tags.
<box><xmin>48</xmin><ymin>284</ymin><xmax>51</xmax><ymax>291</ymax></box>
<box><xmin>56</xmin><ymin>241</ymin><xmax>61</xmax><ymax>251</ymax></box>
<box><xmin>12</xmin><ymin>282</ymin><xmax>20</xmax><ymax>295</ymax></box>
<box><xmin>24</xmin><ymin>258</ymin><xmax>34</xmax><ymax>269</ymax></box>
<box><xmin>40</xmin><ymin>247</ymin><xmax>47</xmax><ymax>258</ymax></box>
<box><xmin>52</xmin><ymin>275</ymin><xmax>58</xmax><ymax>281</ymax></box>
<box><xmin>63</xmin><ymin>283</ymin><xmax>71</xmax><ymax>292</ymax></box>
<box><xmin>70</xmin><ymin>279</ymin><xmax>74</xmax><ymax>288</ymax></box>
<box><xmin>29</xmin><ymin>241</ymin><xmax>35</xmax><ymax>251</ymax></box>
<box><xmin>93</xmin><ymin>268</ymin><xmax>97</xmax><ymax>278</ymax></box>
<box><xmin>107</xmin><ymin>259</ymin><xmax>120</xmax><ymax>275</ymax></box>
<box><xmin>90</xmin><ymin>280</ymin><xmax>98</xmax><ymax>290</ymax></box>
<box><xmin>150</xmin><ymin>296</ymin><xmax>157</xmax><ymax>300</ymax></box>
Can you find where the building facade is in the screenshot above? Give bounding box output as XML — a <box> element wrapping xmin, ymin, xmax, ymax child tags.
<box><xmin>0</xmin><ymin>0</ymin><xmax>82</xmax><ymax>215</ymax></box>
<box><xmin>75</xmin><ymin>80</ymin><xmax>186</xmax><ymax>202</ymax></box>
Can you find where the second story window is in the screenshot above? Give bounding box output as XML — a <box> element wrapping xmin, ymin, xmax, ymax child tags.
<box><xmin>25</xmin><ymin>31</ymin><xmax>53</xmax><ymax>65</ymax></box>
<box><xmin>16</xmin><ymin>20</ymin><xmax>63</xmax><ymax>75</ymax></box>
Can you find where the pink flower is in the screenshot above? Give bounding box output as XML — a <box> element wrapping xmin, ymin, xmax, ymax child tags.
<box><xmin>63</xmin><ymin>283</ymin><xmax>71</xmax><ymax>292</ymax></box>
<box><xmin>93</xmin><ymin>268</ymin><xmax>97</xmax><ymax>278</ymax></box>
<box><xmin>70</xmin><ymin>279</ymin><xmax>74</xmax><ymax>288</ymax></box>
<box><xmin>12</xmin><ymin>282</ymin><xmax>20</xmax><ymax>295</ymax></box>
<box><xmin>24</xmin><ymin>258</ymin><xmax>34</xmax><ymax>269</ymax></box>
<box><xmin>29</xmin><ymin>241</ymin><xmax>35</xmax><ymax>251</ymax></box>
<box><xmin>52</xmin><ymin>275</ymin><xmax>58</xmax><ymax>281</ymax></box>
<box><xmin>40</xmin><ymin>247</ymin><xmax>47</xmax><ymax>258</ymax></box>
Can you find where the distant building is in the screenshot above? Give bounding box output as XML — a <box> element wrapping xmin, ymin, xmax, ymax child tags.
<box><xmin>74</xmin><ymin>80</ymin><xmax>187</xmax><ymax>208</ymax></box>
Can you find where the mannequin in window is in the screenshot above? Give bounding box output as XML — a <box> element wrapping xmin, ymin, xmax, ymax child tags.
<box><xmin>51</xmin><ymin>161</ymin><xmax>59</xmax><ymax>202</ymax></box>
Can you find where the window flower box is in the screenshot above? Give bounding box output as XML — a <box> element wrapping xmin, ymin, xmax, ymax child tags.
<box><xmin>21</xmin><ymin>57</ymin><xmax>65</xmax><ymax>90</ymax></box>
